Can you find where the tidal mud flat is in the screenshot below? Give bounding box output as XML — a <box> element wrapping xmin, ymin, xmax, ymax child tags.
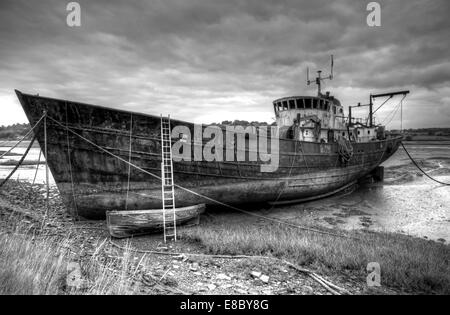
<box><xmin>286</xmin><ymin>141</ymin><xmax>450</xmax><ymax>243</ymax></box>
<box><xmin>0</xmin><ymin>141</ymin><xmax>449</xmax><ymax>295</ymax></box>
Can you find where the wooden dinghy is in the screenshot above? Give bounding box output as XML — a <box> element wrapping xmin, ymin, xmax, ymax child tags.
<box><xmin>106</xmin><ymin>204</ymin><xmax>206</xmax><ymax>238</ymax></box>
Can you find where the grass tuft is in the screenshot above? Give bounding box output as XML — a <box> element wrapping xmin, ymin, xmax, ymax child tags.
<box><xmin>0</xmin><ymin>231</ymin><xmax>138</xmax><ymax>295</ymax></box>
<box><xmin>181</xmin><ymin>215</ymin><xmax>450</xmax><ymax>294</ymax></box>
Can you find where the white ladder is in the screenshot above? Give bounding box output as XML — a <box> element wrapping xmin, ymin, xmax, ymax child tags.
<box><xmin>161</xmin><ymin>115</ymin><xmax>177</xmax><ymax>242</ymax></box>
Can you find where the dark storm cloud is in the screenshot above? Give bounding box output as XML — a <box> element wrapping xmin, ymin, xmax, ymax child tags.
<box><xmin>0</xmin><ymin>0</ymin><xmax>449</xmax><ymax>127</ymax></box>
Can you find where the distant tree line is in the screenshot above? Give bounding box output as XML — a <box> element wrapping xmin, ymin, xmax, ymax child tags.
<box><xmin>212</xmin><ymin>120</ymin><xmax>276</xmax><ymax>127</ymax></box>
<box><xmin>398</xmin><ymin>128</ymin><xmax>450</xmax><ymax>141</ymax></box>
<box><xmin>399</xmin><ymin>128</ymin><xmax>450</xmax><ymax>136</ymax></box>
<box><xmin>0</xmin><ymin>123</ymin><xmax>31</xmax><ymax>140</ymax></box>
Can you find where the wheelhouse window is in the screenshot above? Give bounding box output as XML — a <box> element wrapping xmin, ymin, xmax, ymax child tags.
<box><xmin>305</xmin><ymin>99</ymin><xmax>312</xmax><ymax>109</ymax></box>
<box><xmin>289</xmin><ymin>99</ymin><xmax>296</xmax><ymax>109</ymax></box>
<box><xmin>313</xmin><ymin>99</ymin><xmax>318</xmax><ymax>109</ymax></box>
<box><xmin>296</xmin><ymin>98</ymin><xmax>304</xmax><ymax>109</ymax></box>
<box><xmin>282</xmin><ymin>101</ymin><xmax>288</xmax><ymax>110</ymax></box>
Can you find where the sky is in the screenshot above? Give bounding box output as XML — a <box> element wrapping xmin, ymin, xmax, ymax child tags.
<box><xmin>0</xmin><ymin>0</ymin><xmax>449</xmax><ymax>129</ymax></box>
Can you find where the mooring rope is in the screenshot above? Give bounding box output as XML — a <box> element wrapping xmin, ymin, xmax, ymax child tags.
<box><xmin>41</xmin><ymin>112</ymin><xmax>50</xmax><ymax>232</ymax></box>
<box><xmin>65</xmin><ymin>102</ymin><xmax>79</xmax><ymax>218</ymax></box>
<box><xmin>47</xmin><ymin>115</ymin><xmax>359</xmax><ymax>240</ymax></box>
<box><xmin>31</xmin><ymin>148</ymin><xmax>42</xmax><ymax>186</ymax></box>
<box><xmin>401</xmin><ymin>142</ymin><xmax>450</xmax><ymax>186</ymax></box>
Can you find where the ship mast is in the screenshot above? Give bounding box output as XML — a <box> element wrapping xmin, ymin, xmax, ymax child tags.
<box><xmin>307</xmin><ymin>55</ymin><xmax>334</xmax><ymax>96</ymax></box>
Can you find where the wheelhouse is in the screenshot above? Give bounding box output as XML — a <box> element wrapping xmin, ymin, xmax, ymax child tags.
<box><xmin>273</xmin><ymin>96</ymin><xmax>344</xmax><ymax>118</ymax></box>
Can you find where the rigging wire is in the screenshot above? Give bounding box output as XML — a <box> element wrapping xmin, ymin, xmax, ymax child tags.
<box><xmin>125</xmin><ymin>113</ymin><xmax>133</xmax><ymax>210</ymax></box>
<box><xmin>381</xmin><ymin>101</ymin><xmax>401</xmax><ymax>126</ymax></box>
<box><xmin>365</xmin><ymin>95</ymin><xmax>393</xmax><ymax>125</ymax></box>
<box><xmin>380</xmin><ymin>95</ymin><xmax>406</xmax><ymax>126</ymax></box>
<box><xmin>400</xmin><ymin>97</ymin><xmax>403</xmax><ymax>133</ymax></box>
<box><xmin>372</xmin><ymin>95</ymin><xmax>393</xmax><ymax>115</ymax></box>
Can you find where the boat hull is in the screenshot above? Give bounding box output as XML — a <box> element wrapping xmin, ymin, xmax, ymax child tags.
<box><xmin>106</xmin><ymin>204</ymin><xmax>206</xmax><ymax>238</ymax></box>
<box><xmin>15</xmin><ymin>90</ymin><xmax>402</xmax><ymax>219</ymax></box>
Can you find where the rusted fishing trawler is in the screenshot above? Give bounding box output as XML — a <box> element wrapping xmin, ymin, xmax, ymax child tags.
<box><xmin>15</xmin><ymin>57</ymin><xmax>408</xmax><ymax>220</ymax></box>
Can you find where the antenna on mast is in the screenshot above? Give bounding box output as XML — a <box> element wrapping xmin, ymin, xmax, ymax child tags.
<box><xmin>306</xmin><ymin>55</ymin><xmax>335</xmax><ymax>96</ymax></box>
<box><xmin>307</xmin><ymin>67</ymin><xmax>311</xmax><ymax>85</ymax></box>
<box><xmin>330</xmin><ymin>54</ymin><xmax>334</xmax><ymax>79</ymax></box>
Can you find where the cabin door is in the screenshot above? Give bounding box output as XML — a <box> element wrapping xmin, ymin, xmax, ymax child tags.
<box><xmin>327</xmin><ymin>130</ymin><xmax>334</xmax><ymax>143</ymax></box>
